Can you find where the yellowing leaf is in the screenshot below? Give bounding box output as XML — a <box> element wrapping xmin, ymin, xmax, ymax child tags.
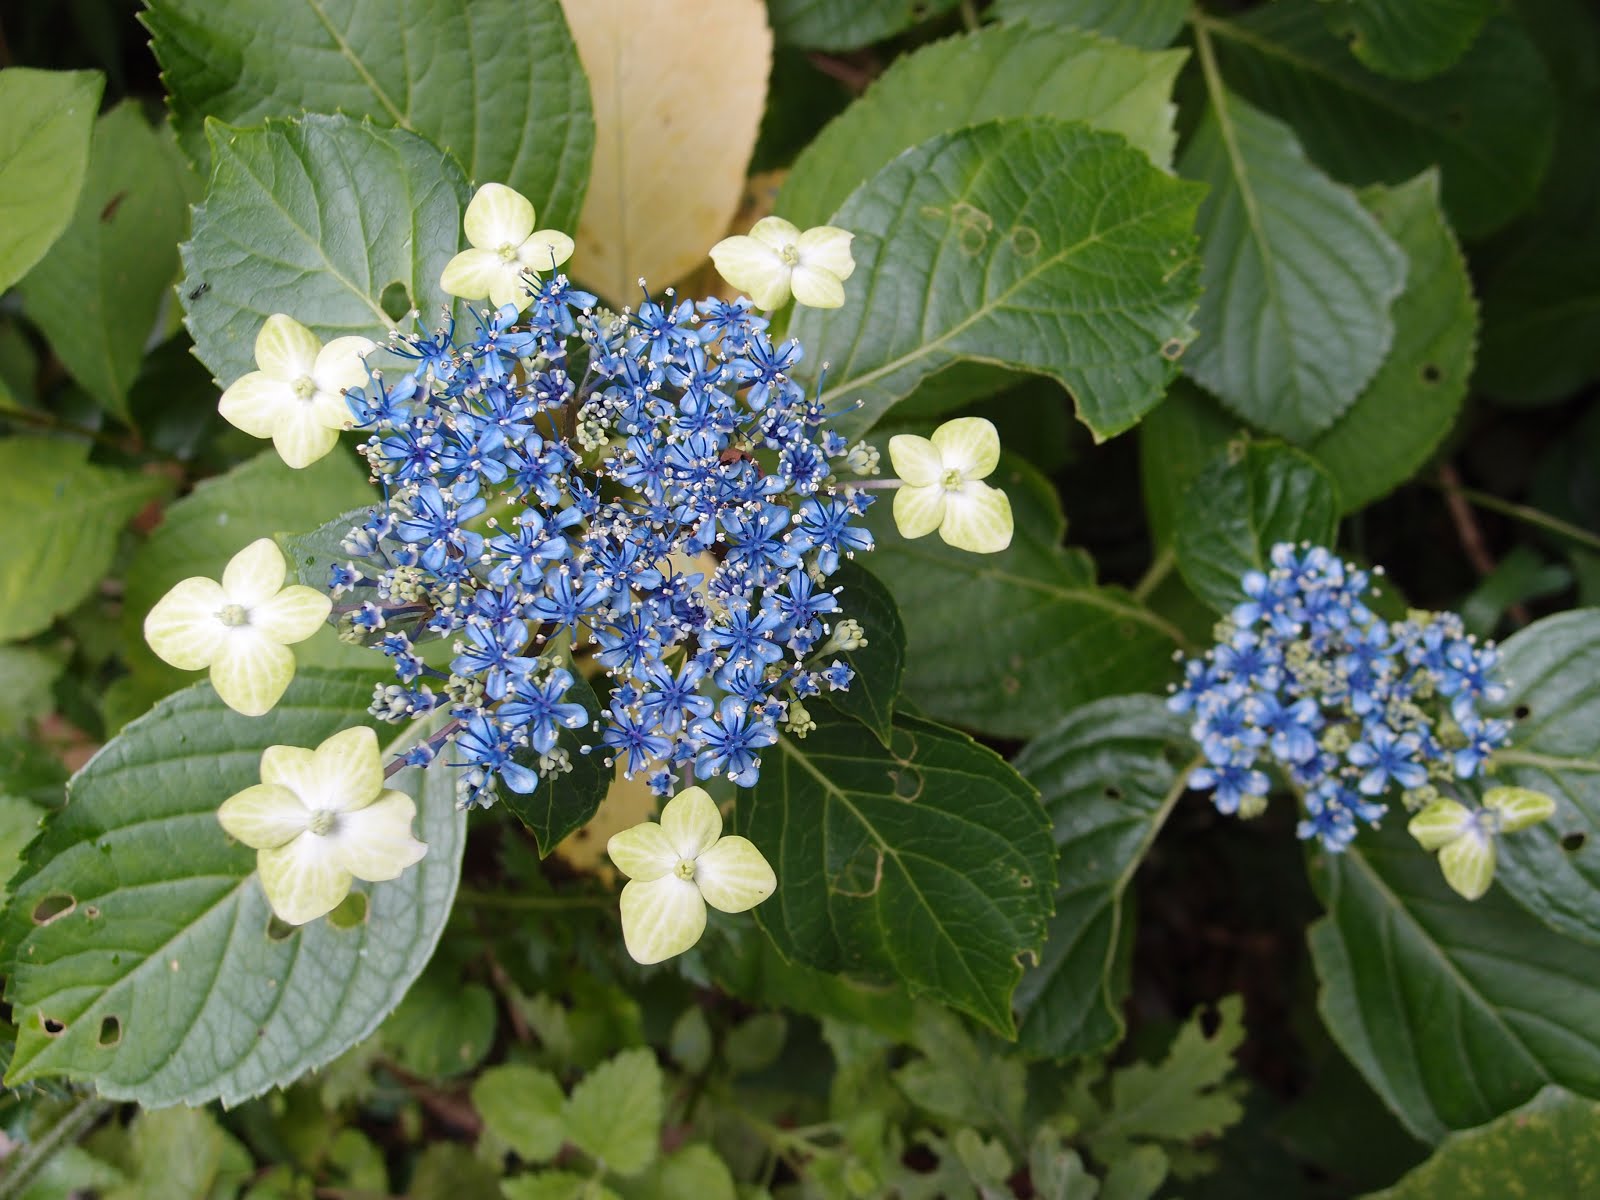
<box><xmin>560</xmin><ymin>0</ymin><xmax>771</xmax><ymax>304</ymax></box>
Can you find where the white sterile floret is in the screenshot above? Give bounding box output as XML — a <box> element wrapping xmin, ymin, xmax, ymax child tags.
<box><xmin>143</xmin><ymin>538</ymin><xmax>332</xmax><ymax>716</ymax></box>
<box><xmin>218</xmin><ymin>314</ymin><xmax>374</xmax><ymax>469</ymax></box>
<box><xmin>1407</xmin><ymin>786</ymin><xmax>1556</xmax><ymax>900</ymax></box>
<box><xmin>440</xmin><ymin>183</ymin><xmax>575</xmax><ymax>311</ymax></box>
<box><xmin>218</xmin><ymin>726</ymin><xmax>428</xmax><ymax>924</ymax></box>
<box><xmin>710</xmin><ymin>216</ymin><xmax>855</xmax><ymax>310</ymax></box>
<box><xmin>606</xmin><ymin>785</ymin><xmax>776</xmax><ymax>964</ymax></box>
<box><xmin>887</xmin><ymin>416</ymin><xmax>1014</xmax><ymax>554</ymax></box>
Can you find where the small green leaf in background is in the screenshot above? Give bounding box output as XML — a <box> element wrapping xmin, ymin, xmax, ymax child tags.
<box><xmin>779</xmin><ymin>22</ymin><xmax>1187</xmax><ymax>230</ymax></box>
<box><xmin>0</xmin><ymin>437</ymin><xmax>167</xmax><ymax>642</ymax></box>
<box><xmin>1478</xmin><ymin>610</ymin><xmax>1600</xmax><ymax>946</ymax></box>
<box><xmin>724</xmin><ymin>1012</ymin><xmax>787</xmax><ymax>1074</ymax></box>
<box><xmin>894</xmin><ymin>1007</ymin><xmax>1025</xmax><ymax>1139</ymax></box>
<box><xmin>867</xmin><ymin>454</ymin><xmax>1180</xmax><ymax>740</ymax></box>
<box><xmin>0</xmin><ymin>671</ymin><xmax>466</xmax><ymax>1107</ymax></box>
<box><xmin>1011</xmin><ymin>696</ymin><xmax>1194</xmax><ymax>1060</ymax></box>
<box><xmin>1366</xmin><ymin>1087</ymin><xmax>1600</xmax><ymax>1199</ymax></box>
<box><xmin>1139</xmin><ymin>381</ymin><xmax>1241</xmax><ymax>548</ymax></box>
<box><xmin>766</xmin><ymin>0</ymin><xmax>958</xmax><ymax>51</ymax></box>
<box><xmin>0</xmin><ymin>794</ymin><xmax>44</xmax><ymax>897</ymax></box>
<box><xmin>1307</xmin><ymin>171</ymin><xmax>1476</xmax><ymax>511</ymax></box>
<box><xmin>1320</xmin><ymin>0</ymin><xmax>1495</xmax><ymax>81</ymax></box>
<box><xmin>0</xmin><ymin>67</ymin><xmax>103</xmax><ymax>292</ymax></box>
<box><xmin>1177</xmin><ymin>75</ymin><xmax>1407</xmax><ymax>442</ymax></box>
<box><xmin>473</xmin><ymin>1064</ymin><xmax>568</xmax><ymax>1162</ymax></box>
<box><xmin>503</xmin><ymin>1172</ymin><xmax>622</xmax><ymax>1200</ymax></box>
<box><xmin>1206</xmin><ymin>3</ymin><xmax>1558</xmax><ymax>237</ymax></box>
<box><xmin>1308</xmin><ymin>816</ymin><xmax>1600</xmax><ymax>1143</ymax></box>
<box><xmin>143</xmin><ymin>0</ymin><xmax>593</xmax><ymax>232</ymax></box>
<box><xmin>742</xmin><ymin>705</ymin><xmax>1054</xmax><ymax>1034</ymax></box>
<box><xmin>563</xmin><ymin>1047</ymin><xmax>664</xmax><ymax>1177</ymax></box>
<box><xmin>991</xmin><ymin>0</ymin><xmax>1187</xmax><ymax>49</ymax></box>
<box><xmin>103</xmin><ymin>1106</ymin><xmax>253</xmax><ymax>1200</ymax></box>
<box><xmin>790</xmin><ymin>117</ymin><xmax>1203</xmax><ymax>442</ymax></box>
<box><xmin>0</xmin><ymin>644</ymin><xmax>63</xmax><ymax>735</ymax></box>
<box><xmin>622</xmin><ymin>1144</ymin><xmax>737</xmax><ymax>1200</ymax></box>
<box><xmin>19</xmin><ymin>103</ymin><xmax>193</xmax><ymax>423</ymax></box>
<box><xmin>381</xmin><ymin>976</ymin><xmax>496</xmax><ymax>1080</ymax></box>
<box><xmin>1173</xmin><ymin>441</ymin><xmax>1341</xmax><ymax>615</ymax></box>
<box><xmin>814</xmin><ymin>561</ymin><xmax>904</xmax><ymax>745</ymax></box>
<box><xmin>180</xmin><ymin>114</ymin><xmax>468</xmax><ymax>388</ymax></box>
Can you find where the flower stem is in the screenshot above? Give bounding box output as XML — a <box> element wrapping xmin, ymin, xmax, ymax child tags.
<box><xmin>1133</xmin><ymin>545</ymin><xmax>1176</xmax><ymax>603</ymax></box>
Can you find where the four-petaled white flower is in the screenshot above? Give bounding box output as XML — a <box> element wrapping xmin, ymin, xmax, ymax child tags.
<box><xmin>888</xmin><ymin>417</ymin><xmax>1014</xmax><ymax>554</ymax></box>
<box><xmin>440</xmin><ymin>183</ymin><xmax>575</xmax><ymax>311</ymax></box>
<box><xmin>144</xmin><ymin>538</ymin><xmax>332</xmax><ymax>717</ymax></box>
<box><xmin>606</xmin><ymin>786</ymin><xmax>776</xmax><ymax>964</ymax></box>
<box><xmin>218</xmin><ymin>314</ymin><xmax>374</xmax><ymax>469</ymax></box>
<box><xmin>710</xmin><ymin>216</ymin><xmax>855</xmax><ymax>310</ymax></box>
<box><xmin>218</xmin><ymin>726</ymin><xmax>428</xmax><ymax>924</ymax></box>
<box><xmin>1407</xmin><ymin>786</ymin><xmax>1556</xmax><ymax>900</ymax></box>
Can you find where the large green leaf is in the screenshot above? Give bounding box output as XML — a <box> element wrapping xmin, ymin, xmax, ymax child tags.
<box><xmin>143</xmin><ymin>0</ymin><xmax>592</xmax><ymax>231</ymax></box>
<box><xmin>0</xmin><ymin>670</ymin><xmax>466</xmax><ymax>1106</ymax></box>
<box><xmin>765</xmin><ymin>0</ymin><xmax>958</xmax><ymax>51</ymax></box>
<box><xmin>865</xmin><ymin>454</ymin><xmax>1181</xmax><ymax>740</ymax></box>
<box><xmin>117</xmin><ymin>450</ymin><xmax>376</xmax><ymax>713</ymax></box>
<box><xmin>1177</xmin><ymin>78</ymin><xmax>1406</xmax><ymax>442</ymax></box>
<box><xmin>0</xmin><ymin>68</ymin><xmax>103</xmax><ymax>292</ymax></box>
<box><xmin>1138</xmin><ymin>382</ymin><xmax>1240</xmax><ymax>549</ymax></box>
<box><xmin>1307</xmin><ymin>173</ymin><xmax>1474</xmax><ymax>511</ymax></box>
<box><xmin>1479</xmin><ymin>610</ymin><xmax>1600</xmax><ymax>946</ymax></box>
<box><xmin>1174</xmin><ymin>441</ymin><xmax>1340</xmax><ymax>615</ymax></box>
<box><xmin>1308</xmin><ymin>816</ymin><xmax>1600</xmax><ymax>1143</ymax></box>
<box><xmin>179</xmin><ymin>115</ymin><xmax>468</xmax><ymax>388</ymax></box>
<box><xmin>1476</xmin><ymin>222</ymin><xmax>1600</xmax><ymax>406</ymax></box>
<box><xmin>19</xmin><ymin>104</ymin><xmax>193</xmax><ymax>422</ymax></box>
<box><xmin>990</xmin><ymin>0</ymin><xmax>1186</xmax><ymax>49</ymax></box>
<box><xmin>815</xmin><ymin>560</ymin><xmax>905</xmax><ymax>745</ymax></box>
<box><xmin>780</xmin><ymin>24</ymin><xmax>1186</xmax><ymax>230</ymax></box>
<box><xmin>739</xmin><ymin>704</ymin><xmax>1054</xmax><ymax>1034</ymax></box>
<box><xmin>1366</xmin><ymin>1087</ymin><xmax>1600</xmax><ymax>1199</ymax></box>
<box><xmin>1202</xmin><ymin>4</ymin><xmax>1558</xmax><ymax>237</ymax></box>
<box><xmin>1320</xmin><ymin>0</ymin><xmax>1495</xmax><ymax>81</ymax></box>
<box><xmin>789</xmin><ymin>117</ymin><xmax>1203</xmax><ymax>442</ymax></box>
<box><xmin>1010</xmin><ymin>696</ymin><xmax>1195</xmax><ymax>1060</ymax></box>
<box><xmin>0</xmin><ymin>438</ymin><xmax>167</xmax><ymax>643</ymax></box>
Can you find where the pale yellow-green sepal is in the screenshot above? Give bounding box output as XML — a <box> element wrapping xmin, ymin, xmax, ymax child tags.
<box><xmin>694</xmin><ymin>836</ymin><xmax>776</xmax><ymax>913</ymax></box>
<box><xmin>519</xmin><ymin>230</ymin><xmax>575</xmax><ymax>275</ymax></box>
<box><xmin>619</xmin><ymin>874</ymin><xmax>706</xmax><ymax>965</ymax></box>
<box><xmin>332</xmin><ymin>791</ymin><xmax>428</xmax><ymax>881</ymax></box>
<box><xmin>210</xmin><ymin>632</ymin><xmax>296</xmax><ymax>717</ymax></box>
<box><xmin>441</xmin><ymin>247</ymin><xmax>510</xmax><ymax>304</ymax></box>
<box><xmin>218</xmin><ymin>372</ymin><xmax>292</xmax><ymax>438</ymax></box>
<box><xmin>308</xmin><ymin>726</ymin><xmax>384</xmax><ymax>811</ymax></box>
<box><xmin>251</xmin><ymin>585</ymin><xmax>332</xmax><ymax>645</ymax></box>
<box><xmin>939</xmin><ymin>480</ymin><xmax>1013</xmax><ymax>554</ymax></box>
<box><xmin>607</xmin><ymin>820</ymin><xmax>678</xmax><ymax>882</ymax></box>
<box><xmin>660</xmin><ymin>786</ymin><xmax>722</xmax><ymax>859</ymax></box>
<box><xmin>144</xmin><ymin>575</ymin><xmax>229</xmax><ymax>670</ymax></box>
<box><xmin>217</xmin><ymin>783</ymin><xmax>306</xmax><ymax>850</ymax></box>
<box><xmin>1438</xmin><ymin>830</ymin><xmax>1496</xmax><ymax>901</ymax></box>
<box><xmin>790</xmin><ymin>265</ymin><xmax>846</xmax><ymax>309</ymax></box>
<box><xmin>1483</xmin><ymin>786</ymin><xmax>1558</xmax><ymax>833</ymax></box>
<box><xmin>1407</xmin><ymin>798</ymin><xmax>1473</xmax><ymax>851</ymax></box>
<box><xmin>463</xmin><ymin>182</ymin><xmax>535</xmax><ymax>249</ymax></box>
<box><xmin>258</xmin><ymin>833</ymin><xmax>354</xmax><ymax>925</ymax></box>
<box><xmin>272</xmin><ymin>403</ymin><xmax>341</xmax><ymax>469</ymax></box>
<box><xmin>931</xmin><ymin>416</ymin><xmax>1000</xmax><ymax>479</ymax></box>
<box><xmin>892</xmin><ymin>483</ymin><xmax>947</xmax><ymax>540</ymax></box>
<box><xmin>796</xmin><ymin>225</ymin><xmax>855</xmax><ymax>280</ymax></box>
<box><xmin>254</xmin><ymin>313</ymin><xmax>320</xmax><ymax>378</ymax></box>
<box><xmin>222</xmin><ymin>538</ymin><xmax>288</xmax><ymax>605</ymax></box>
<box><xmin>887</xmin><ymin>433</ymin><xmax>942</xmax><ymax>487</ymax></box>
<box><xmin>708</xmin><ymin>234</ymin><xmax>790</xmax><ymax>310</ymax></box>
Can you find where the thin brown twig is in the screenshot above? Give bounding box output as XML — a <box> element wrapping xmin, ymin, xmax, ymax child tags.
<box><xmin>1437</xmin><ymin>464</ymin><xmax>1532</xmax><ymax>626</ymax></box>
<box><xmin>380</xmin><ymin>1060</ymin><xmax>482</xmax><ymax>1136</ymax></box>
<box><xmin>806</xmin><ymin>51</ymin><xmax>880</xmax><ymax>94</ymax></box>
<box><xmin>484</xmin><ymin>948</ymin><xmax>533</xmax><ymax>1045</ymax></box>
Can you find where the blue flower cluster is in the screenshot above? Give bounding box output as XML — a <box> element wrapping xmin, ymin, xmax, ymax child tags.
<box><xmin>1168</xmin><ymin>543</ymin><xmax>1512</xmax><ymax>851</ymax></box>
<box><xmin>330</xmin><ymin>281</ymin><xmax>875</xmax><ymax>806</ymax></box>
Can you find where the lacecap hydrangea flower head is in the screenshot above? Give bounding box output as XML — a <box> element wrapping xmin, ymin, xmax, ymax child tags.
<box><xmin>1169</xmin><ymin>543</ymin><xmax>1554</xmax><ymax>898</ymax></box>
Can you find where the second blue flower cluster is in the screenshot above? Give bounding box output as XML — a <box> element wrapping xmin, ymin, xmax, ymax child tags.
<box><xmin>1168</xmin><ymin>544</ymin><xmax>1511</xmax><ymax>851</ymax></box>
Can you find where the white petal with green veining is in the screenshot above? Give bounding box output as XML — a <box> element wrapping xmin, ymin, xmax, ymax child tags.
<box><xmin>661</xmin><ymin>786</ymin><xmax>722</xmax><ymax>859</ymax></box>
<box><xmin>271</xmin><ymin>403</ymin><xmax>341</xmax><ymax>469</ymax></box>
<box><xmin>463</xmin><ymin>182</ymin><xmax>535</xmax><ymax>250</ymax></box>
<box><xmin>797</xmin><ymin>226</ymin><xmax>855</xmax><ymax>280</ymax></box>
<box><xmin>932</xmin><ymin>416</ymin><xmax>1000</xmax><ymax>480</ymax></box>
<box><xmin>790</xmin><ymin>265</ymin><xmax>845</xmax><ymax>309</ymax></box>
<box><xmin>332</xmin><ymin>791</ymin><xmax>428</xmax><ymax>881</ymax></box>
<box><xmin>1439</xmin><ymin>830</ymin><xmax>1496</xmax><ymax>900</ymax></box>
<box><xmin>887</xmin><ymin>434</ymin><xmax>942</xmax><ymax>488</ymax></box>
<box><xmin>1407</xmin><ymin>798</ymin><xmax>1473</xmax><ymax>851</ymax></box>
<box><xmin>607</xmin><ymin>820</ymin><xmax>678</xmax><ymax>882</ymax></box>
<box><xmin>217</xmin><ymin>783</ymin><xmax>307</xmax><ymax>850</ymax></box>
<box><xmin>258</xmin><ymin>831</ymin><xmax>353</xmax><ymax>925</ymax></box>
<box><xmin>218</xmin><ymin>371</ymin><xmax>293</xmax><ymax>438</ymax></box>
<box><xmin>143</xmin><ymin>576</ymin><xmax>228</xmax><ymax>670</ymax></box>
<box><xmin>250</xmin><ymin>585</ymin><xmax>331</xmax><ymax>645</ymax></box>
<box><xmin>892</xmin><ymin>484</ymin><xmax>947</xmax><ymax>540</ymax></box>
<box><xmin>209</xmin><ymin>630</ymin><xmax>296</xmax><ymax>717</ymax></box>
<box><xmin>441</xmin><ymin>246</ymin><xmax>512</xmax><ymax>303</ymax></box>
<box><xmin>222</xmin><ymin>538</ymin><xmax>287</xmax><ymax>606</ymax></box>
<box><xmin>619</xmin><ymin>874</ymin><xmax>706</xmax><ymax>965</ymax></box>
<box><xmin>709</xmin><ymin>234</ymin><xmax>791</xmax><ymax>310</ymax></box>
<box><xmin>254</xmin><ymin>313</ymin><xmax>320</xmax><ymax>379</ymax></box>
<box><xmin>1483</xmin><ymin>786</ymin><xmax>1557</xmax><ymax>833</ymax></box>
<box><xmin>694</xmin><ymin>835</ymin><xmax>776</xmax><ymax>913</ymax></box>
<box><xmin>308</xmin><ymin>726</ymin><xmax>384</xmax><ymax>811</ymax></box>
<box><xmin>939</xmin><ymin>480</ymin><xmax>1013</xmax><ymax>554</ymax></box>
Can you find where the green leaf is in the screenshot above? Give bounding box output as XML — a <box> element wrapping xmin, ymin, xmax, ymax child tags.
<box><xmin>1307</xmin><ymin>172</ymin><xmax>1475</xmax><ymax>511</ymax></box>
<box><xmin>779</xmin><ymin>24</ymin><xmax>1187</xmax><ymax>230</ymax></box>
<box><xmin>18</xmin><ymin>104</ymin><xmax>192</xmax><ymax>422</ymax></box>
<box><xmin>740</xmin><ymin>704</ymin><xmax>1054</xmax><ymax>1034</ymax></box>
<box><xmin>1177</xmin><ymin>78</ymin><xmax>1407</xmax><ymax>442</ymax></box>
<box><xmin>621</xmin><ymin>1144</ymin><xmax>737</xmax><ymax>1200</ymax></box>
<box><xmin>0</xmin><ymin>794</ymin><xmax>43</xmax><ymax>898</ymax></box>
<box><xmin>563</xmin><ymin>1047</ymin><xmax>663</xmax><ymax>1177</ymax></box>
<box><xmin>724</xmin><ymin>1012</ymin><xmax>787</xmax><ymax>1074</ymax></box>
<box><xmin>0</xmin><ymin>670</ymin><xmax>467</xmax><ymax>1106</ymax></box>
<box><xmin>1138</xmin><ymin>381</ymin><xmax>1239</xmax><ymax>549</ymax></box>
<box><xmin>766</xmin><ymin>0</ymin><xmax>958</xmax><ymax>51</ymax></box>
<box><xmin>991</xmin><ymin>0</ymin><xmax>1186</xmax><ymax>49</ymax></box>
<box><xmin>1010</xmin><ymin>696</ymin><xmax>1195</xmax><ymax>1060</ymax></box>
<box><xmin>1366</xmin><ymin>1087</ymin><xmax>1600</xmax><ymax>1199</ymax></box>
<box><xmin>816</xmin><ymin>560</ymin><xmax>904</xmax><ymax>744</ymax></box>
<box><xmin>119</xmin><ymin>450</ymin><xmax>376</xmax><ymax>713</ymax></box>
<box><xmin>104</xmin><ymin>1106</ymin><xmax>252</xmax><ymax>1200</ymax></box>
<box><xmin>0</xmin><ymin>68</ymin><xmax>103</xmax><ymax>292</ymax></box>
<box><xmin>1476</xmin><ymin>219</ymin><xmax>1600</xmax><ymax>406</ymax></box>
<box><xmin>790</xmin><ymin>117</ymin><xmax>1204</xmax><ymax>442</ymax></box>
<box><xmin>894</xmin><ymin>1006</ymin><xmax>1026</xmax><ymax>1136</ymax></box>
<box><xmin>0</xmin><ymin>644</ymin><xmax>63</xmax><ymax>735</ymax></box>
<box><xmin>1320</xmin><ymin>0</ymin><xmax>1495</xmax><ymax>81</ymax></box>
<box><xmin>473</xmin><ymin>1064</ymin><xmax>569</xmax><ymax>1162</ymax></box>
<box><xmin>1173</xmin><ymin>441</ymin><xmax>1341</xmax><ymax>615</ymax></box>
<box><xmin>381</xmin><ymin>977</ymin><xmax>496</xmax><ymax>1080</ymax></box>
<box><xmin>0</xmin><ymin>437</ymin><xmax>167</xmax><ymax>643</ymax></box>
<box><xmin>503</xmin><ymin>1173</ymin><xmax>621</xmax><ymax>1200</ymax></box>
<box><xmin>1308</xmin><ymin>816</ymin><xmax>1600</xmax><ymax>1142</ymax></box>
<box><xmin>1202</xmin><ymin>4</ymin><xmax>1558</xmax><ymax>237</ymax></box>
<box><xmin>1477</xmin><ymin>610</ymin><xmax>1600</xmax><ymax>946</ymax></box>
<box><xmin>179</xmin><ymin>114</ymin><xmax>468</xmax><ymax>388</ymax></box>
<box><xmin>865</xmin><ymin>454</ymin><xmax>1181</xmax><ymax>740</ymax></box>
<box><xmin>143</xmin><ymin>0</ymin><xmax>592</xmax><ymax>231</ymax></box>
<box><xmin>500</xmin><ymin>667</ymin><xmax>612</xmax><ymax>855</ymax></box>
